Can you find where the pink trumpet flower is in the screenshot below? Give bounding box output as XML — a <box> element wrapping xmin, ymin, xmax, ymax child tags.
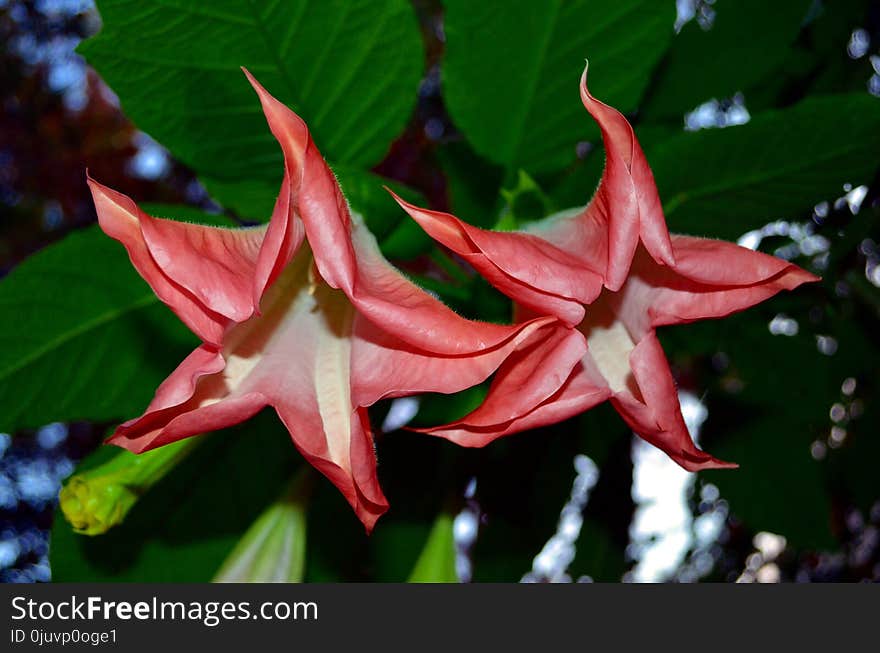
<box><xmin>87</xmin><ymin>70</ymin><xmax>560</xmax><ymax>531</ymax></box>
<box><xmin>391</xmin><ymin>66</ymin><xmax>819</xmax><ymax>472</ymax></box>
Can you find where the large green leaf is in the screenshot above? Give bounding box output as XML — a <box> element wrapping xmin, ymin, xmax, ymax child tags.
<box><xmin>0</xmin><ymin>206</ymin><xmax>228</xmax><ymax>433</ymax></box>
<box><xmin>442</xmin><ymin>0</ymin><xmax>674</xmax><ymax>175</ymax></box>
<box><xmin>652</xmin><ymin>94</ymin><xmax>880</xmax><ymax>239</ymax></box>
<box><xmin>51</xmin><ymin>411</ymin><xmax>299</xmax><ymax>582</ymax></box>
<box><xmin>640</xmin><ymin>0</ymin><xmax>811</xmax><ymax>120</ymax></box>
<box><xmin>80</xmin><ymin>0</ymin><xmax>424</xmax><ymax>183</ymax></box>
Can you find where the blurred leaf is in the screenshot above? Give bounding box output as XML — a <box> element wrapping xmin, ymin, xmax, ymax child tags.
<box><xmin>200</xmin><ymin>177</ymin><xmax>279</xmax><ymax>221</ymax></box>
<box><xmin>652</xmin><ymin>94</ymin><xmax>880</xmax><ymax>239</ymax></box>
<box><xmin>641</xmin><ymin>0</ymin><xmax>811</xmax><ymax>121</ymax></box>
<box><xmin>704</xmin><ymin>408</ymin><xmax>834</xmax><ymax>550</ymax></box>
<box><xmin>0</xmin><ymin>207</ymin><xmax>229</xmax><ymax>431</ymax></box>
<box><xmin>745</xmin><ymin>0</ymin><xmax>875</xmax><ymax>111</ymax></box>
<box><xmin>51</xmin><ymin>411</ymin><xmax>299</xmax><ymax>581</ymax></box>
<box><xmin>407</xmin><ymin>512</ymin><xmax>458</xmax><ymax>582</ymax></box>
<box><xmin>442</xmin><ymin>0</ymin><xmax>674</xmax><ymax>174</ymax></box>
<box><xmin>366</xmin><ymin>434</ymin><xmax>456</xmax><ymax>582</ymax></box>
<box><xmin>436</xmin><ymin>141</ymin><xmax>504</xmax><ymax>226</ymax></box>
<box><xmin>570</xmin><ymin>518</ymin><xmax>626</xmax><ymax>582</ymax></box>
<box><xmin>81</xmin><ymin>0</ymin><xmax>424</xmax><ymax>181</ymax></box>
<box><xmin>684</xmin><ymin>302</ymin><xmax>853</xmax><ymax>549</ymax></box>
<box><xmin>213</xmin><ymin>470</ymin><xmax>312</xmax><ymax>583</ymax></box>
<box><xmin>410</xmin><ymin>385</ymin><xmax>489</xmax><ymax>428</ymax></box>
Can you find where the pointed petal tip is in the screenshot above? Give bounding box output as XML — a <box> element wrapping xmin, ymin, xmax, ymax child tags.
<box><xmin>383</xmin><ymin>185</ymin><xmax>407</xmax><ymax>206</ymax></box>
<box><xmin>679</xmin><ymin>452</ymin><xmax>739</xmax><ymax>472</ymax></box>
<box><xmin>241</xmin><ymin>67</ymin><xmax>269</xmax><ymax>99</ymax></box>
<box><xmin>359</xmin><ymin>503</ymin><xmax>389</xmax><ymax>535</ymax></box>
<box><xmin>104</xmin><ymin>431</ymin><xmax>145</xmax><ymax>454</ymax></box>
<box><xmin>797</xmin><ymin>268</ymin><xmax>822</xmax><ymax>285</ymax></box>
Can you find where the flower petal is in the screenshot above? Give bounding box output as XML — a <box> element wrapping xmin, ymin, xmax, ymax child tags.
<box><xmin>390</xmin><ymin>193</ymin><xmax>600</xmax><ymax>326</ymax></box>
<box><xmin>525</xmin><ymin>65</ymin><xmax>675</xmax><ymax>291</ymax></box>
<box><xmin>644</xmin><ymin>236</ymin><xmax>820</xmax><ymax>327</ymax></box>
<box><xmin>107</xmin><ymin>344</ymin><xmax>267</xmax><ymax>452</ymax></box>
<box><xmin>246</xmin><ymin>72</ymin><xmax>541</xmax><ymax>356</ymax></box>
<box><xmin>350</xmin><ymin>311</ymin><xmax>567</xmax><ymax>407</ymax></box>
<box><xmin>419</xmin><ymin>360</ymin><xmax>610</xmax><ymax>447</ymax></box>
<box><xmin>348</xmin><ymin>220</ymin><xmax>558</xmax><ymax>354</ymax></box>
<box><xmin>611</xmin><ymin>332</ymin><xmax>736</xmax><ymax>472</ymax></box>
<box><xmin>88</xmin><ymin>177</ymin><xmax>265</xmax><ymax>345</ymax></box>
<box><xmin>275</xmin><ymin>404</ymin><xmax>388</xmax><ymax>533</ymax></box>
<box><xmin>577</xmin><ymin>64</ymin><xmax>675</xmax><ymax>286</ymax></box>
<box><xmin>244</xmin><ymin>69</ymin><xmax>357</xmax><ymax>296</ymax></box>
<box><xmin>253</xmin><ymin>174</ymin><xmax>306</xmax><ymax>304</ymax></box>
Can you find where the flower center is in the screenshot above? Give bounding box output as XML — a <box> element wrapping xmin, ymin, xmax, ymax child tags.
<box><xmin>579</xmin><ymin>297</ymin><xmax>636</xmax><ymax>394</ymax></box>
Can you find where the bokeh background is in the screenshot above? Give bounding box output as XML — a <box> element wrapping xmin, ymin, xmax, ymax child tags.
<box><xmin>1</xmin><ymin>0</ymin><xmax>879</xmax><ymax>583</ymax></box>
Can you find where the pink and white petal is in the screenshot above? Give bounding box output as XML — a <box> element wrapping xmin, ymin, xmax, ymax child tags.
<box><xmin>253</xmin><ymin>174</ymin><xmax>306</xmax><ymax>303</ymax></box>
<box><xmin>244</xmin><ymin>70</ymin><xmax>357</xmax><ymax>296</ymax></box>
<box><xmin>578</xmin><ymin>65</ymin><xmax>674</xmax><ymax>282</ymax></box>
<box><xmin>110</xmin><ymin>392</ymin><xmax>267</xmax><ymax>453</ymax></box>
<box><xmin>88</xmin><ymin>178</ymin><xmax>231</xmax><ymax>345</ymax></box>
<box><xmin>350</xmin><ymin>312</ymin><xmax>566</xmax><ymax>407</ymax></box>
<box><xmin>275</xmin><ymin>398</ymin><xmax>388</xmax><ymax>533</ymax></box>
<box><xmin>348</xmin><ymin>221</ymin><xmax>555</xmax><ymax>355</ymax></box>
<box><xmin>137</xmin><ymin>214</ymin><xmax>265</xmax><ymax>323</ymax></box>
<box><xmin>390</xmin><ymin>192</ymin><xmax>602</xmax><ymax>322</ymax></box>
<box><xmin>435</xmin><ymin>326</ymin><xmax>587</xmax><ymax>427</ymax></box>
<box><xmin>420</xmin><ymin>361</ymin><xmax>610</xmax><ymax>448</ymax></box>
<box><xmin>459</xmin><ymin>251</ymin><xmax>586</xmax><ymax>325</ymax></box>
<box><xmin>106</xmin><ymin>344</ymin><xmax>267</xmax><ymax>452</ymax></box>
<box><xmin>644</xmin><ymin>236</ymin><xmax>819</xmax><ymax>327</ymax></box>
<box><xmin>612</xmin><ymin>332</ymin><xmax>736</xmax><ymax>472</ymax></box>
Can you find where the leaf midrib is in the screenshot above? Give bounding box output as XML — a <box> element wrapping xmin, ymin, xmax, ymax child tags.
<box><xmin>0</xmin><ymin>293</ymin><xmax>159</xmax><ymax>383</ymax></box>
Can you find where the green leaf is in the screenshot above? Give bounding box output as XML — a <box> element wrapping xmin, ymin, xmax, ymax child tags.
<box><xmin>744</xmin><ymin>0</ymin><xmax>875</xmax><ymax>112</ymax></box>
<box><xmin>80</xmin><ymin>0</ymin><xmax>424</xmax><ymax>181</ymax></box>
<box><xmin>407</xmin><ymin>512</ymin><xmax>458</xmax><ymax>583</ymax></box>
<box><xmin>704</xmin><ymin>408</ymin><xmax>834</xmax><ymax>550</ymax></box>
<box><xmin>0</xmin><ymin>207</ymin><xmax>229</xmax><ymax>433</ymax></box>
<box><xmin>640</xmin><ymin>0</ymin><xmax>811</xmax><ymax>120</ymax></box>
<box><xmin>442</xmin><ymin>0</ymin><xmax>674</xmax><ymax>175</ymax></box>
<box><xmin>50</xmin><ymin>411</ymin><xmax>300</xmax><ymax>581</ymax></box>
<box><xmin>436</xmin><ymin>142</ymin><xmax>504</xmax><ymax>227</ymax></box>
<box><xmin>652</xmin><ymin>94</ymin><xmax>880</xmax><ymax>239</ymax></box>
